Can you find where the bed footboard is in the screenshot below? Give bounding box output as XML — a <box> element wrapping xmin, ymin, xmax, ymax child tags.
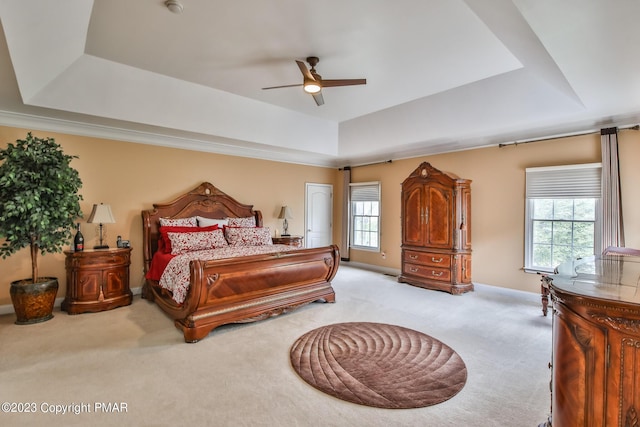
<box><xmin>144</xmin><ymin>245</ymin><xmax>339</xmax><ymax>342</ymax></box>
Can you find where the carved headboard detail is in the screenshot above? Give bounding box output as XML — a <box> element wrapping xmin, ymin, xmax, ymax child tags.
<box><xmin>141</xmin><ymin>182</ymin><xmax>263</xmax><ymax>273</ymax></box>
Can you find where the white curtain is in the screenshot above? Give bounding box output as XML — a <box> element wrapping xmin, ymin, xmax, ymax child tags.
<box><xmin>600</xmin><ymin>127</ymin><xmax>624</xmax><ymax>251</ymax></box>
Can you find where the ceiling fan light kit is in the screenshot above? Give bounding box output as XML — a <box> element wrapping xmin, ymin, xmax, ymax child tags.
<box><xmin>303</xmin><ymin>81</ymin><xmax>321</xmax><ymax>94</ymax></box>
<box><xmin>263</xmin><ymin>56</ymin><xmax>366</xmax><ymax>106</ymax></box>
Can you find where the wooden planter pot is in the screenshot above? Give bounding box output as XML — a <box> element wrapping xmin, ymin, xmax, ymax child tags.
<box><xmin>9</xmin><ymin>278</ymin><xmax>59</xmax><ymax>325</ymax></box>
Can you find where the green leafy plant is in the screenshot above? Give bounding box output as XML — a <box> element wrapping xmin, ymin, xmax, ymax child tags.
<box><xmin>0</xmin><ymin>132</ymin><xmax>83</xmax><ymax>283</ymax></box>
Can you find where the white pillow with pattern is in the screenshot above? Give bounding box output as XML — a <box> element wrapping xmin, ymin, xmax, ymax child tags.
<box><xmin>159</xmin><ymin>216</ymin><xmax>197</xmax><ymax>227</ymax></box>
<box><xmin>225</xmin><ymin>227</ymin><xmax>272</xmax><ymax>246</ymax></box>
<box><xmin>167</xmin><ymin>229</ymin><xmax>228</xmax><ymax>254</ymax></box>
<box><xmin>226</xmin><ymin>216</ymin><xmax>256</xmax><ymax>227</ymax></box>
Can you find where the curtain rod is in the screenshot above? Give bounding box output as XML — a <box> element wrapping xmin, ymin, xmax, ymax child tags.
<box><xmin>339</xmin><ymin>160</ymin><xmax>392</xmax><ymax>171</ymax></box>
<box><xmin>498</xmin><ymin>124</ymin><xmax>639</xmax><ymax>148</ymax></box>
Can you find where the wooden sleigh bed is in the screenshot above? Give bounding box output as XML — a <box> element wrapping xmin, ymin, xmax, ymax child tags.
<box><xmin>141</xmin><ymin>182</ymin><xmax>339</xmax><ymax>342</ymax></box>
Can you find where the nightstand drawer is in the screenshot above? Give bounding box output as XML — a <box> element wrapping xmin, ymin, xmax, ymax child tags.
<box><xmin>69</xmin><ymin>253</ymin><xmax>129</xmax><ymax>268</ymax></box>
<box><xmin>273</xmin><ymin>236</ymin><xmax>304</xmax><ymax>248</ymax></box>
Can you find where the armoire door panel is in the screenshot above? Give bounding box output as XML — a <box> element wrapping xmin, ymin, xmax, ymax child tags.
<box><xmin>426</xmin><ymin>184</ymin><xmax>452</xmax><ymax>248</ymax></box>
<box><xmin>402</xmin><ymin>184</ymin><xmax>424</xmax><ymax>246</ymax></box>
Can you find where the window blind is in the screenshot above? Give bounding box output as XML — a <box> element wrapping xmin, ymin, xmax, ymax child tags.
<box><xmin>350</xmin><ymin>182</ymin><xmax>380</xmax><ymax>201</ymax></box>
<box><xmin>526</xmin><ymin>163</ymin><xmax>601</xmax><ymax>198</ymax></box>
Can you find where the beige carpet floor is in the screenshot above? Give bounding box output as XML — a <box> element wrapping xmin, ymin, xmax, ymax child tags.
<box><xmin>0</xmin><ymin>265</ymin><xmax>552</xmax><ymax>426</ymax></box>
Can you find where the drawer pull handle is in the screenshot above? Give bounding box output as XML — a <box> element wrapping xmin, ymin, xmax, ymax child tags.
<box><xmin>431</xmin><ymin>271</ymin><xmax>444</xmax><ymax>277</ymax></box>
<box><xmin>409</xmin><ymin>254</ymin><xmax>418</xmax><ymax>259</ymax></box>
<box><xmin>431</xmin><ymin>257</ymin><xmax>443</xmax><ymax>263</ymax></box>
<box><xmin>409</xmin><ymin>267</ymin><xmax>419</xmax><ymax>272</ymax></box>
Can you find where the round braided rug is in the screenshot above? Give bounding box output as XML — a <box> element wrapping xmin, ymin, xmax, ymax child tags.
<box><xmin>290</xmin><ymin>322</ymin><xmax>467</xmax><ymax>409</ymax></box>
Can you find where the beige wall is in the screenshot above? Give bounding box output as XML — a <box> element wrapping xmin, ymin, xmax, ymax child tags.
<box><xmin>2</xmin><ymin>124</ymin><xmax>640</xmax><ymax>305</ymax></box>
<box><xmin>0</xmin><ymin>126</ymin><xmax>337</xmax><ymax>305</ymax></box>
<box><xmin>346</xmin><ymin>129</ymin><xmax>640</xmax><ymax>293</ymax></box>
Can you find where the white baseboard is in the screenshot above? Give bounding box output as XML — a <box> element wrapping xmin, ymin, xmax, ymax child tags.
<box><xmin>0</xmin><ymin>286</ymin><xmax>143</xmax><ymax>316</ymax></box>
<box><xmin>341</xmin><ymin>261</ymin><xmax>401</xmax><ymax>277</ymax></box>
<box><xmin>342</xmin><ymin>262</ymin><xmax>541</xmax><ymax>300</ymax></box>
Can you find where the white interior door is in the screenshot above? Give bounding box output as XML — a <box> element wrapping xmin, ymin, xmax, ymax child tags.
<box><xmin>305</xmin><ymin>183</ymin><xmax>333</xmax><ymax>248</ymax></box>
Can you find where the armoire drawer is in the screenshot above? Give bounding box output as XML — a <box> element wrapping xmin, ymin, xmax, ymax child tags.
<box><xmin>403</xmin><ymin>250</ymin><xmax>451</xmax><ymax>268</ymax></box>
<box><xmin>403</xmin><ymin>263</ymin><xmax>452</xmax><ymax>282</ymax></box>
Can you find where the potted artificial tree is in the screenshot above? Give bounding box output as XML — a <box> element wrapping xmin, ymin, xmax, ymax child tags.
<box><xmin>0</xmin><ymin>132</ymin><xmax>83</xmax><ymax>324</ymax></box>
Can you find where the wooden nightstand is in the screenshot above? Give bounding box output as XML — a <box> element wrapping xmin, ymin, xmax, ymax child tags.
<box><xmin>273</xmin><ymin>235</ymin><xmax>304</xmax><ymax>248</ymax></box>
<box><xmin>62</xmin><ymin>247</ymin><xmax>132</xmax><ymax>314</ymax></box>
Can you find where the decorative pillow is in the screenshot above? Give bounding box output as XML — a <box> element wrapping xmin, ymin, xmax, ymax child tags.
<box><xmin>159</xmin><ymin>225</ymin><xmax>219</xmax><ymax>253</ymax></box>
<box><xmin>159</xmin><ymin>216</ymin><xmax>197</xmax><ymax>227</ymax></box>
<box><xmin>197</xmin><ymin>216</ymin><xmax>229</xmax><ymax>228</ymax></box>
<box><xmin>226</xmin><ymin>216</ymin><xmax>256</xmax><ymax>228</ymax></box>
<box><xmin>167</xmin><ymin>229</ymin><xmax>228</xmax><ymax>255</ymax></box>
<box><xmin>225</xmin><ymin>227</ymin><xmax>273</xmax><ymax>247</ymax></box>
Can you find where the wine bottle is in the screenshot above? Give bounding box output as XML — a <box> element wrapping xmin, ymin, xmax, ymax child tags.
<box><xmin>74</xmin><ymin>223</ymin><xmax>84</xmax><ymax>252</ymax></box>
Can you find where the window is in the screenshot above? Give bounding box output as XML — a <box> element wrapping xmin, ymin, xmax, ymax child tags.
<box><xmin>350</xmin><ymin>182</ymin><xmax>380</xmax><ymax>251</ymax></box>
<box><xmin>525</xmin><ymin>163</ymin><xmax>601</xmax><ymax>273</ymax></box>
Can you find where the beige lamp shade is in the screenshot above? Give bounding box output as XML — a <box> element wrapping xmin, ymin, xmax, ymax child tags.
<box><xmin>87</xmin><ymin>203</ymin><xmax>115</xmax><ymax>225</ymax></box>
<box><xmin>278</xmin><ymin>206</ymin><xmax>293</xmax><ymax>220</ymax></box>
<box><xmin>87</xmin><ymin>203</ymin><xmax>115</xmax><ymax>249</ymax></box>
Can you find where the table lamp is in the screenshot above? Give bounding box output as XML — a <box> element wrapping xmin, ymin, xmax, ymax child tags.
<box><xmin>87</xmin><ymin>203</ymin><xmax>115</xmax><ymax>249</ymax></box>
<box><xmin>278</xmin><ymin>206</ymin><xmax>293</xmax><ymax>236</ymax></box>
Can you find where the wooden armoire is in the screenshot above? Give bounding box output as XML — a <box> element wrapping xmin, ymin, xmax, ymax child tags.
<box><xmin>398</xmin><ymin>162</ymin><xmax>473</xmax><ymax>294</ymax></box>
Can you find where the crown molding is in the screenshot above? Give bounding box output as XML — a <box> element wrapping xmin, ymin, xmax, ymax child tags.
<box><xmin>0</xmin><ymin>110</ymin><xmax>341</xmax><ymax>168</ymax></box>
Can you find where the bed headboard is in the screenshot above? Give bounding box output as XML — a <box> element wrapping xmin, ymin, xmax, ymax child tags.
<box><xmin>141</xmin><ymin>182</ymin><xmax>263</xmax><ymax>273</ymax></box>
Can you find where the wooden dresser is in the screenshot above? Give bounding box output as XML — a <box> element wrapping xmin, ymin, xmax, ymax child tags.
<box><xmin>398</xmin><ymin>162</ymin><xmax>473</xmax><ymax>294</ymax></box>
<box><xmin>542</xmin><ymin>255</ymin><xmax>640</xmax><ymax>426</ymax></box>
<box><xmin>62</xmin><ymin>247</ymin><xmax>132</xmax><ymax>314</ymax></box>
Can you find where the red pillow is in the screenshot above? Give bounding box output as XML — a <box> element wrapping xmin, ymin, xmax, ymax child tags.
<box><xmin>158</xmin><ymin>225</ymin><xmax>219</xmax><ymax>253</ymax></box>
<box><xmin>145</xmin><ymin>251</ymin><xmax>176</xmax><ymax>281</ymax></box>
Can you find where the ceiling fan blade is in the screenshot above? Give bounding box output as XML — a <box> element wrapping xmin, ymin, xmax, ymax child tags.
<box><xmin>312</xmin><ymin>92</ymin><xmax>324</xmax><ymax>106</ymax></box>
<box><xmin>266</xmin><ymin>58</ymin><xmax>362</xmax><ymax>105</ymax></box>
<box><xmin>262</xmin><ymin>83</ymin><xmax>303</xmax><ymax>90</ymax></box>
<box><xmin>296</xmin><ymin>60</ymin><xmax>316</xmax><ymax>82</ymax></box>
<box><xmin>321</xmin><ymin>79</ymin><xmax>367</xmax><ymax>88</ymax></box>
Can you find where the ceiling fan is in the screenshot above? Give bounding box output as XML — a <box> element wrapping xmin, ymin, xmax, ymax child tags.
<box><xmin>262</xmin><ymin>57</ymin><xmax>366</xmax><ymax>106</ymax></box>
